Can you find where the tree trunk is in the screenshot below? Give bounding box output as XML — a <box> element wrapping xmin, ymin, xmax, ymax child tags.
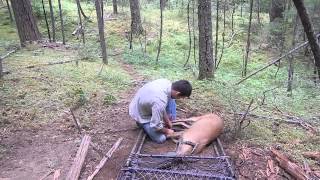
<box><xmin>0</xmin><ymin>58</ymin><xmax>3</xmax><ymax>79</ymax></box>
<box><xmin>192</xmin><ymin>0</ymin><xmax>196</xmax><ymax>65</ymax></box>
<box><xmin>256</xmin><ymin>0</ymin><xmax>260</xmax><ymax>24</ymax></box>
<box><xmin>214</xmin><ymin>0</ymin><xmax>219</xmax><ymax>67</ymax></box>
<box><xmin>10</xmin><ymin>0</ymin><xmax>41</xmax><ymax>46</ymax></box>
<box><xmin>58</xmin><ymin>0</ymin><xmax>65</xmax><ymax>44</ymax></box>
<box><xmin>78</xmin><ymin>1</ymin><xmax>89</xmax><ymax>20</ymax></box>
<box><xmin>41</xmin><ymin>0</ymin><xmax>51</xmax><ymax>42</ymax></box>
<box><xmin>198</xmin><ymin>0</ymin><xmax>214</xmax><ymax>80</ymax></box>
<box><xmin>292</xmin><ymin>0</ymin><xmax>320</xmax><ymax>79</ymax></box>
<box><xmin>48</xmin><ymin>0</ymin><xmax>55</xmax><ymax>42</ymax></box>
<box><xmin>269</xmin><ymin>0</ymin><xmax>285</xmax><ymax>22</ymax></box>
<box><xmin>129</xmin><ymin>0</ymin><xmax>143</xmax><ymax>35</ymax></box>
<box><xmin>156</xmin><ymin>0</ymin><xmax>164</xmax><ymax>63</ymax></box>
<box><xmin>76</xmin><ymin>0</ymin><xmax>85</xmax><ymax>44</ymax></box>
<box><xmin>243</xmin><ymin>0</ymin><xmax>254</xmax><ymax>77</ymax></box>
<box><xmin>240</xmin><ymin>0</ymin><xmax>243</xmax><ymax>17</ymax></box>
<box><xmin>5</xmin><ymin>0</ymin><xmax>13</xmax><ymax>22</ymax></box>
<box><xmin>113</xmin><ymin>0</ymin><xmax>118</xmax><ymax>14</ymax></box>
<box><xmin>231</xmin><ymin>0</ymin><xmax>235</xmax><ymax>33</ymax></box>
<box><xmin>184</xmin><ymin>0</ymin><xmax>191</xmax><ymax>67</ymax></box>
<box><xmin>287</xmin><ymin>14</ymin><xmax>299</xmax><ymax>94</ymax></box>
<box><xmin>95</xmin><ymin>0</ymin><xmax>107</xmax><ymax>64</ymax></box>
<box><xmin>216</xmin><ymin>0</ymin><xmax>226</xmax><ymax>69</ymax></box>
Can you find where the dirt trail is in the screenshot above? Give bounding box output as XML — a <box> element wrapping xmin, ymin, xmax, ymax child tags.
<box><xmin>0</xmin><ymin>57</ymin><xmax>147</xmax><ymax>179</ymax></box>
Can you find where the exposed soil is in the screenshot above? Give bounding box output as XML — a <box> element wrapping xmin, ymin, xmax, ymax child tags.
<box><xmin>0</xmin><ymin>53</ymin><xmax>308</xmax><ymax>180</ymax></box>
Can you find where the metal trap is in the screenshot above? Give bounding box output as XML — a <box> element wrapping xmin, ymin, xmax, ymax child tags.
<box><xmin>118</xmin><ymin>130</ymin><xmax>235</xmax><ymax>180</ymax></box>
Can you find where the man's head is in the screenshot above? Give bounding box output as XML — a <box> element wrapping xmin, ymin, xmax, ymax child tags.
<box><xmin>171</xmin><ymin>80</ymin><xmax>192</xmax><ymax>99</ymax></box>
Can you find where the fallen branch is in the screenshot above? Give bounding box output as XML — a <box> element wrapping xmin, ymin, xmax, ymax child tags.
<box><xmin>70</xmin><ymin>108</ymin><xmax>82</xmax><ymax>135</ymax></box>
<box><xmin>303</xmin><ymin>152</ymin><xmax>320</xmax><ymax>161</ymax></box>
<box><xmin>270</xmin><ymin>148</ymin><xmax>308</xmax><ymax>180</ymax></box>
<box><xmin>239</xmin><ymin>98</ymin><xmax>254</xmax><ymax>129</ymax></box>
<box><xmin>235</xmin><ymin>36</ymin><xmax>317</xmax><ymax>85</ymax></box>
<box><xmin>53</xmin><ymin>169</ymin><xmax>61</xmax><ymax>180</ymax></box>
<box><xmin>87</xmin><ymin>138</ymin><xmax>123</xmax><ymax>180</ymax></box>
<box><xmin>235</xmin><ymin>112</ymin><xmax>317</xmax><ymax>132</ymax></box>
<box><xmin>66</xmin><ymin>135</ymin><xmax>91</xmax><ymax>180</ymax></box>
<box><xmin>39</xmin><ymin>170</ymin><xmax>54</xmax><ymax>180</ymax></box>
<box><xmin>226</xmin><ymin>31</ymin><xmax>237</xmax><ymax>48</ymax></box>
<box><xmin>1</xmin><ymin>49</ymin><xmax>17</xmax><ymax>60</ymax></box>
<box><xmin>26</xmin><ymin>60</ymin><xmax>75</xmax><ymax>68</ymax></box>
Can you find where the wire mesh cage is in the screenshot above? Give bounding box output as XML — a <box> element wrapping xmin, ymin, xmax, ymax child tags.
<box><xmin>119</xmin><ymin>154</ymin><xmax>234</xmax><ymax>180</ymax></box>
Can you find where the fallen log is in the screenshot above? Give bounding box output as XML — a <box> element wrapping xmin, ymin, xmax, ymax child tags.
<box><xmin>66</xmin><ymin>135</ymin><xmax>91</xmax><ymax>180</ymax></box>
<box><xmin>39</xmin><ymin>170</ymin><xmax>54</xmax><ymax>180</ymax></box>
<box><xmin>303</xmin><ymin>152</ymin><xmax>320</xmax><ymax>161</ymax></box>
<box><xmin>87</xmin><ymin>138</ymin><xmax>123</xmax><ymax>180</ymax></box>
<box><xmin>270</xmin><ymin>148</ymin><xmax>308</xmax><ymax>180</ymax></box>
<box><xmin>53</xmin><ymin>169</ymin><xmax>61</xmax><ymax>180</ymax></box>
<box><xmin>26</xmin><ymin>60</ymin><xmax>75</xmax><ymax>69</ymax></box>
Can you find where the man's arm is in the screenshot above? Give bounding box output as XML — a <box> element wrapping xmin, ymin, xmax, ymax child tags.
<box><xmin>150</xmin><ymin>103</ymin><xmax>174</xmax><ymax>136</ymax></box>
<box><xmin>163</xmin><ymin>111</ymin><xmax>172</xmax><ymax>129</ymax></box>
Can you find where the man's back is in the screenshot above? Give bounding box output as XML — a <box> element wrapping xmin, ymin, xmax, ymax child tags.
<box><xmin>129</xmin><ymin>79</ymin><xmax>171</xmax><ymax>125</ymax></box>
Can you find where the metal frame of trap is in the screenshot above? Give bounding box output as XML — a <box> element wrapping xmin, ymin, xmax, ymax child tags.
<box><xmin>117</xmin><ymin>130</ymin><xmax>236</xmax><ymax>180</ymax></box>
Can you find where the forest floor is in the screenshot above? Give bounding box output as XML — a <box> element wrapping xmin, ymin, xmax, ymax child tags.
<box><xmin>1</xmin><ymin>43</ymin><xmax>317</xmax><ymax>180</ymax></box>
<box><xmin>1</xmin><ymin>3</ymin><xmax>320</xmax><ymax>180</ymax></box>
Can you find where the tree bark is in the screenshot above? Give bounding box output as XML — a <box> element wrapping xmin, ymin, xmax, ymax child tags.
<box><xmin>292</xmin><ymin>0</ymin><xmax>320</xmax><ymax>79</ymax></box>
<box><xmin>10</xmin><ymin>0</ymin><xmax>41</xmax><ymax>46</ymax></box>
<box><xmin>156</xmin><ymin>0</ymin><xmax>164</xmax><ymax>64</ymax></box>
<box><xmin>0</xmin><ymin>58</ymin><xmax>3</xmax><ymax>79</ymax></box>
<box><xmin>243</xmin><ymin>0</ymin><xmax>254</xmax><ymax>77</ymax></box>
<box><xmin>5</xmin><ymin>0</ymin><xmax>13</xmax><ymax>22</ymax></box>
<box><xmin>256</xmin><ymin>0</ymin><xmax>261</xmax><ymax>24</ymax></box>
<box><xmin>48</xmin><ymin>0</ymin><xmax>55</xmax><ymax>42</ymax></box>
<box><xmin>76</xmin><ymin>0</ymin><xmax>85</xmax><ymax>44</ymax></box>
<box><xmin>198</xmin><ymin>0</ymin><xmax>214</xmax><ymax>79</ymax></box>
<box><xmin>129</xmin><ymin>0</ymin><xmax>143</xmax><ymax>35</ymax></box>
<box><xmin>58</xmin><ymin>0</ymin><xmax>65</xmax><ymax>44</ymax></box>
<box><xmin>287</xmin><ymin>14</ymin><xmax>298</xmax><ymax>94</ymax></box>
<box><xmin>95</xmin><ymin>0</ymin><xmax>107</xmax><ymax>64</ymax></box>
<box><xmin>113</xmin><ymin>0</ymin><xmax>118</xmax><ymax>14</ymax></box>
<box><xmin>41</xmin><ymin>0</ymin><xmax>51</xmax><ymax>42</ymax></box>
<box><xmin>184</xmin><ymin>0</ymin><xmax>192</xmax><ymax>67</ymax></box>
<box><xmin>192</xmin><ymin>0</ymin><xmax>196</xmax><ymax>65</ymax></box>
<box><xmin>214</xmin><ymin>0</ymin><xmax>219</xmax><ymax>67</ymax></box>
<box><xmin>231</xmin><ymin>0</ymin><xmax>235</xmax><ymax>33</ymax></box>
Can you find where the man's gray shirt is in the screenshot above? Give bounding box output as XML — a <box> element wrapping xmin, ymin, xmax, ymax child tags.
<box><xmin>129</xmin><ymin>79</ymin><xmax>171</xmax><ymax>129</ymax></box>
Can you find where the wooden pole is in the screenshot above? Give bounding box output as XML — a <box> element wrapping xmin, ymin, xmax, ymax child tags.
<box><xmin>66</xmin><ymin>135</ymin><xmax>91</xmax><ymax>180</ymax></box>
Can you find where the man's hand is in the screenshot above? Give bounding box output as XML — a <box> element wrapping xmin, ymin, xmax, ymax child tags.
<box><xmin>166</xmin><ymin>120</ymin><xmax>173</xmax><ymax>129</ymax></box>
<box><xmin>164</xmin><ymin>128</ymin><xmax>174</xmax><ymax>137</ymax></box>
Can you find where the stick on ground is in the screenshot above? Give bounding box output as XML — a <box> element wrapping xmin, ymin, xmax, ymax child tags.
<box><xmin>66</xmin><ymin>135</ymin><xmax>91</xmax><ymax>180</ymax></box>
<box><xmin>87</xmin><ymin>137</ymin><xmax>123</xmax><ymax>180</ymax></box>
<box><xmin>270</xmin><ymin>148</ymin><xmax>308</xmax><ymax>180</ymax></box>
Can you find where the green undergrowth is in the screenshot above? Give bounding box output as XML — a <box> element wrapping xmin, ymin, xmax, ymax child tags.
<box><xmin>119</xmin><ymin>4</ymin><xmax>320</xmax><ymax>162</ymax></box>
<box><xmin>0</xmin><ymin>0</ymin><xmax>319</xmax><ymax>164</ymax></box>
<box><xmin>0</xmin><ymin>46</ymin><xmax>131</xmax><ymax>127</ymax></box>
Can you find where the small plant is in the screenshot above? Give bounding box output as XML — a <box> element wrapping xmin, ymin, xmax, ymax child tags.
<box><xmin>103</xmin><ymin>93</ymin><xmax>117</xmax><ymax>105</ymax></box>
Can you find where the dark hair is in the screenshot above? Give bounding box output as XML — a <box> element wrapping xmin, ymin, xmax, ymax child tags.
<box><xmin>172</xmin><ymin>80</ymin><xmax>192</xmax><ymax>97</ymax></box>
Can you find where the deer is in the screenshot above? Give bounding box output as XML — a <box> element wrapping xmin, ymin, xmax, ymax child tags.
<box><xmin>168</xmin><ymin>113</ymin><xmax>224</xmax><ymax>156</ymax></box>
